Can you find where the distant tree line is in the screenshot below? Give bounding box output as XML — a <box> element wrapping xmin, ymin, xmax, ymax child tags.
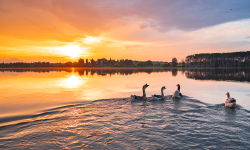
<box><xmin>0</xmin><ymin>58</ymin><xmax>176</xmax><ymax>68</ymax></box>
<box><xmin>185</xmin><ymin>51</ymin><xmax>250</xmax><ymax>67</ymax></box>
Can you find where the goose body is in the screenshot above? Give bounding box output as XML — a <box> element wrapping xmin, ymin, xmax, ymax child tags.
<box><xmin>172</xmin><ymin>84</ymin><xmax>182</xmax><ymax>99</ymax></box>
<box><xmin>225</xmin><ymin>92</ymin><xmax>236</xmax><ymax>108</ymax></box>
<box><xmin>152</xmin><ymin>86</ymin><xmax>166</xmax><ymax>100</ymax></box>
<box><xmin>131</xmin><ymin>84</ymin><xmax>149</xmax><ymax>101</ymax></box>
<box><xmin>172</xmin><ymin>90</ymin><xmax>181</xmax><ymax>99</ymax></box>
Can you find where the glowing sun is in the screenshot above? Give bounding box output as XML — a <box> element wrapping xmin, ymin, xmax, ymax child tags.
<box><xmin>56</xmin><ymin>45</ymin><xmax>87</xmax><ymax>58</ymax></box>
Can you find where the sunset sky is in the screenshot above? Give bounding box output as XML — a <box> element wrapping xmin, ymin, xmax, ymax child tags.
<box><xmin>1</xmin><ymin>0</ymin><xmax>250</xmax><ymax>63</ymax></box>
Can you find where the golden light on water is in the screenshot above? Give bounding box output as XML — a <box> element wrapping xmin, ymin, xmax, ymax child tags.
<box><xmin>57</xmin><ymin>74</ymin><xmax>88</xmax><ymax>89</ymax></box>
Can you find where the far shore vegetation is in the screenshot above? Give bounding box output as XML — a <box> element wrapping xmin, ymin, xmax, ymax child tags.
<box><xmin>0</xmin><ymin>58</ymin><xmax>182</xmax><ymax>68</ymax></box>
<box><xmin>1</xmin><ymin>51</ymin><xmax>250</xmax><ymax>68</ymax></box>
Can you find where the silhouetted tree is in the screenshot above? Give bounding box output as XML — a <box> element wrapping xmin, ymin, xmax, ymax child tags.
<box><xmin>65</xmin><ymin>61</ymin><xmax>72</xmax><ymax>67</ymax></box>
<box><xmin>109</xmin><ymin>58</ymin><xmax>112</xmax><ymax>63</ymax></box>
<box><xmin>86</xmin><ymin>59</ymin><xmax>89</xmax><ymax>66</ymax></box>
<box><xmin>172</xmin><ymin>58</ymin><xmax>178</xmax><ymax>67</ymax></box>
<box><xmin>146</xmin><ymin>60</ymin><xmax>153</xmax><ymax>66</ymax></box>
<box><xmin>125</xmin><ymin>59</ymin><xmax>133</xmax><ymax>66</ymax></box>
<box><xmin>90</xmin><ymin>59</ymin><xmax>95</xmax><ymax>67</ymax></box>
<box><xmin>78</xmin><ymin>58</ymin><xmax>84</xmax><ymax>66</ymax></box>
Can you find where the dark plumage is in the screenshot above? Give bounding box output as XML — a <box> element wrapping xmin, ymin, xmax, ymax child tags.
<box><xmin>131</xmin><ymin>83</ymin><xmax>149</xmax><ymax>101</ymax></box>
<box><xmin>152</xmin><ymin>86</ymin><xmax>166</xmax><ymax>100</ymax></box>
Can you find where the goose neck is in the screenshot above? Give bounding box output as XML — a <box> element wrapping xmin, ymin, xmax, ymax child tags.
<box><xmin>161</xmin><ymin>88</ymin><xmax>164</xmax><ymax>97</ymax></box>
<box><xmin>142</xmin><ymin>87</ymin><xmax>146</xmax><ymax>97</ymax></box>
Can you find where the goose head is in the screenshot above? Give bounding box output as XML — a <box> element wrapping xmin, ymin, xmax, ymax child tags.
<box><xmin>176</xmin><ymin>84</ymin><xmax>180</xmax><ymax>89</ymax></box>
<box><xmin>162</xmin><ymin>86</ymin><xmax>166</xmax><ymax>90</ymax></box>
<box><xmin>143</xmin><ymin>83</ymin><xmax>149</xmax><ymax>89</ymax></box>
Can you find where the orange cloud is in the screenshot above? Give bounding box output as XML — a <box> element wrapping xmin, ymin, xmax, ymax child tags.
<box><xmin>1</xmin><ymin>0</ymin><xmax>250</xmax><ymax>62</ymax></box>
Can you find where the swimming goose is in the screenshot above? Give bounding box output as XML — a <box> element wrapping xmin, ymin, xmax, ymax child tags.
<box><xmin>152</xmin><ymin>86</ymin><xmax>166</xmax><ymax>100</ymax></box>
<box><xmin>172</xmin><ymin>84</ymin><xmax>182</xmax><ymax>99</ymax></box>
<box><xmin>131</xmin><ymin>84</ymin><xmax>149</xmax><ymax>101</ymax></box>
<box><xmin>225</xmin><ymin>92</ymin><xmax>236</xmax><ymax>108</ymax></box>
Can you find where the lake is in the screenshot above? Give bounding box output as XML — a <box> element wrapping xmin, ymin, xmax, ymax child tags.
<box><xmin>0</xmin><ymin>68</ymin><xmax>250</xmax><ymax>149</ymax></box>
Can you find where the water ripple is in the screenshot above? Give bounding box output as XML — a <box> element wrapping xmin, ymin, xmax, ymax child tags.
<box><xmin>0</xmin><ymin>96</ymin><xmax>250</xmax><ymax>149</ymax></box>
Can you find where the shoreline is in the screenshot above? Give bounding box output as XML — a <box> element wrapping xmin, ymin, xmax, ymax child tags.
<box><xmin>0</xmin><ymin>66</ymin><xmax>250</xmax><ymax>70</ymax></box>
<box><xmin>0</xmin><ymin>67</ymin><xmax>179</xmax><ymax>70</ymax></box>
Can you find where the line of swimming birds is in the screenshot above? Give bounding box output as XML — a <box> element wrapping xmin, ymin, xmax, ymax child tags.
<box><xmin>131</xmin><ymin>84</ymin><xmax>236</xmax><ymax>108</ymax></box>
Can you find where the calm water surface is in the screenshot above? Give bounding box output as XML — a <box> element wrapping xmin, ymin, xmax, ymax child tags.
<box><xmin>0</xmin><ymin>68</ymin><xmax>250</xmax><ymax>149</ymax></box>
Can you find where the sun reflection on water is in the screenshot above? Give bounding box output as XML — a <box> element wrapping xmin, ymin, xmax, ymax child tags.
<box><xmin>56</xmin><ymin>73</ymin><xmax>88</xmax><ymax>89</ymax></box>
